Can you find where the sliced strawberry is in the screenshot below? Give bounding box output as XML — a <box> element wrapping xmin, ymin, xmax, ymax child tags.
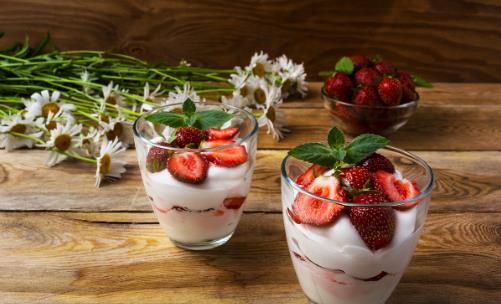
<box><xmin>349</xmin><ymin>193</ymin><xmax>395</xmax><ymax>250</ymax></box>
<box><xmin>223</xmin><ymin>196</ymin><xmax>246</xmax><ymax>209</ymax></box>
<box><xmin>167</xmin><ymin>152</ymin><xmax>208</xmax><ymax>184</ymax></box>
<box><xmin>199</xmin><ymin>139</ymin><xmax>234</xmax><ymax>149</ymax></box>
<box><xmin>296</xmin><ymin>164</ymin><xmax>328</xmax><ymax>187</ymax></box>
<box><xmin>374</xmin><ymin>170</ymin><xmax>421</xmax><ymax>210</ymax></box>
<box><xmin>341</xmin><ymin>166</ymin><xmax>373</xmax><ymax>190</ymax></box>
<box><xmin>204</xmin><ymin>145</ymin><xmax>248</xmax><ymax>167</ymax></box>
<box><xmin>292</xmin><ymin>176</ymin><xmax>346</xmax><ymax>226</ymax></box>
<box><xmin>146</xmin><ymin>142</ymin><xmax>170</xmax><ymax>173</ymax></box>
<box><xmin>394</xmin><ymin>180</ymin><xmax>421</xmax><ymax>210</ymax></box>
<box><xmin>287</xmin><ymin>208</ymin><xmax>302</xmax><ymax>224</ymax></box>
<box><xmin>207</xmin><ymin>127</ymin><xmax>239</xmax><ymax>140</ymax></box>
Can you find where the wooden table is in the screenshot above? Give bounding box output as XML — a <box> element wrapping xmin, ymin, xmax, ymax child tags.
<box><xmin>1</xmin><ymin>83</ymin><xmax>500</xmax><ymax>303</ymax></box>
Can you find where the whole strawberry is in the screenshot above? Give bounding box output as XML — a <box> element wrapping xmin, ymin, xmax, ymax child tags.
<box><xmin>358</xmin><ymin>153</ymin><xmax>395</xmax><ymax>173</ymax></box>
<box><xmin>341</xmin><ymin>166</ymin><xmax>373</xmax><ymax>190</ymax></box>
<box><xmin>171</xmin><ymin>126</ymin><xmax>207</xmax><ymax>148</ymax></box>
<box><xmin>354</xmin><ymin>68</ymin><xmax>381</xmax><ymax>87</ymax></box>
<box><xmin>350</xmin><ymin>55</ymin><xmax>370</xmax><ymax>71</ymax></box>
<box><xmin>352</xmin><ymin>86</ymin><xmax>381</xmax><ymax>107</ymax></box>
<box><xmin>373</xmin><ymin>61</ymin><xmax>396</xmax><ymax>76</ymax></box>
<box><xmin>349</xmin><ymin>193</ymin><xmax>395</xmax><ymax>250</ymax></box>
<box><xmin>146</xmin><ymin>142</ymin><xmax>170</xmax><ymax>173</ymax></box>
<box><xmin>398</xmin><ymin>71</ymin><xmax>418</xmax><ymax>103</ymax></box>
<box><xmin>325</xmin><ymin>72</ymin><xmax>353</xmax><ymax>102</ymax></box>
<box><xmin>378</xmin><ymin>77</ymin><xmax>402</xmax><ymax>105</ymax></box>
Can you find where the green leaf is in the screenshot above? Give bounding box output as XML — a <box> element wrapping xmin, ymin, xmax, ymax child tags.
<box><xmin>331</xmin><ymin>148</ymin><xmax>346</xmax><ymax>162</ymax></box>
<box><xmin>327</xmin><ymin>127</ymin><xmax>345</xmax><ymax>149</ymax></box>
<box><xmin>186</xmin><ymin>114</ymin><xmax>198</xmax><ymax>127</ymax></box>
<box><xmin>192</xmin><ymin>110</ymin><xmax>233</xmax><ymax>130</ymax></box>
<box><xmin>344</xmin><ymin>134</ymin><xmax>390</xmax><ymax>164</ymax></box>
<box><xmin>145</xmin><ymin>112</ymin><xmax>187</xmax><ymax>128</ymax></box>
<box><xmin>288</xmin><ymin>143</ymin><xmax>337</xmax><ymax>168</ymax></box>
<box><xmin>183</xmin><ymin>98</ymin><xmax>196</xmax><ymax>116</ymax></box>
<box><xmin>412</xmin><ymin>74</ymin><xmax>433</xmax><ymax>88</ymax></box>
<box><xmin>335</xmin><ymin>56</ymin><xmax>354</xmax><ymax>75</ymax></box>
<box><xmin>166</xmin><ymin>129</ymin><xmax>177</xmax><ymax>143</ymax></box>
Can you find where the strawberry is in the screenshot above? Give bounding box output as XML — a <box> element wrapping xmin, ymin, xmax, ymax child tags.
<box><xmin>287</xmin><ymin>208</ymin><xmax>302</xmax><ymax>224</ymax></box>
<box><xmin>378</xmin><ymin>77</ymin><xmax>402</xmax><ymax>105</ymax></box>
<box><xmin>341</xmin><ymin>166</ymin><xmax>373</xmax><ymax>190</ymax></box>
<box><xmin>207</xmin><ymin>127</ymin><xmax>239</xmax><ymax>140</ymax></box>
<box><xmin>204</xmin><ymin>144</ymin><xmax>248</xmax><ymax>167</ymax></box>
<box><xmin>292</xmin><ymin>176</ymin><xmax>347</xmax><ymax>226</ymax></box>
<box><xmin>146</xmin><ymin>142</ymin><xmax>170</xmax><ymax>173</ymax></box>
<box><xmin>200</xmin><ymin>139</ymin><xmax>234</xmax><ymax>149</ymax></box>
<box><xmin>171</xmin><ymin>126</ymin><xmax>207</xmax><ymax>148</ymax></box>
<box><xmin>349</xmin><ymin>193</ymin><xmax>395</xmax><ymax>250</ymax></box>
<box><xmin>398</xmin><ymin>71</ymin><xmax>418</xmax><ymax>103</ymax></box>
<box><xmin>167</xmin><ymin>152</ymin><xmax>208</xmax><ymax>184</ymax></box>
<box><xmin>373</xmin><ymin>61</ymin><xmax>396</xmax><ymax>76</ymax></box>
<box><xmin>352</xmin><ymin>86</ymin><xmax>382</xmax><ymax>107</ymax></box>
<box><xmin>350</xmin><ymin>55</ymin><xmax>370</xmax><ymax>71</ymax></box>
<box><xmin>223</xmin><ymin>196</ymin><xmax>246</xmax><ymax>209</ymax></box>
<box><xmin>358</xmin><ymin>153</ymin><xmax>395</xmax><ymax>173</ymax></box>
<box><xmin>354</xmin><ymin>68</ymin><xmax>381</xmax><ymax>87</ymax></box>
<box><xmin>325</xmin><ymin>72</ymin><xmax>353</xmax><ymax>102</ymax></box>
<box><xmin>296</xmin><ymin>164</ymin><xmax>328</xmax><ymax>187</ymax></box>
<box><xmin>374</xmin><ymin>170</ymin><xmax>421</xmax><ymax>210</ymax></box>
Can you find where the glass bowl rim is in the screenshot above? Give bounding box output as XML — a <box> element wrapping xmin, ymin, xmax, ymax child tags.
<box><xmin>133</xmin><ymin>101</ymin><xmax>259</xmax><ymax>152</ymax></box>
<box><xmin>281</xmin><ymin>145</ymin><xmax>435</xmax><ymax>207</ymax></box>
<box><xmin>321</xmin><ymin>87</ymin><xmax>419</xmax><ymax>109</ymax></box>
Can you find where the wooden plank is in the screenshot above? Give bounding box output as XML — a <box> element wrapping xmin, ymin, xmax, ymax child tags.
<box><xmin>2</xmin><ymin>1</ymin><xmax>501</xmax><ymax>82</ymax></box>
<box><xmin>1</xmin><ymin>150</ymin><xmax>500</xmax><ymax>213</ymax></box>
<box><xmin>0</xmin><ymin>212</ymin><xmax>499</xmax><ymax>304</ymax></box>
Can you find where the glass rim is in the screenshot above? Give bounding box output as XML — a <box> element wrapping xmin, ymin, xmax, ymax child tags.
<box><xmin>281</xmin><ymin>145</ymin><xmax>435</xmax><ymax>208</ymax></box>
<box><xmin>133</xmin><ymin>101</ymin><xmax>259</xmax><ymax>152</ymax></box>
<box><xmin>321</xmin><ymin>87</ymin><xmax>419</xmax><ymax>109</ymax></box>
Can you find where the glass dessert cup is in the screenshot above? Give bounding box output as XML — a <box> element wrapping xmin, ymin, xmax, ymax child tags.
<box><xmin>281</xmin><ymin>146</ymin><xmax>434</xmax><ymax>304</ymax></box>
<box><xmin>133</xmin><ymin>102</ymin><xmax>258</xmax><ymax>250</ymax></box>
<box><xmin>322</xmin><ymin>88</ymin><xmax>419</xmax><ymax>137</ymax></box>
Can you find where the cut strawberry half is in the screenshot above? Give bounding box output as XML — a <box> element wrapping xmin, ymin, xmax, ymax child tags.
<box><xmin>223</xmin><ymin>196</ymin><xmax>246</xmax><ymax>209</ymax></box>
<box><xmin>204</xmin><ymin>145</ymin><xmax>248</xmax><ymax>167</ymax></box>
<box><xmin>292</xmin><ymin>176</ymin><xmax>347</xmax><ymax>226</ymax></box>
<box><xmin>200</xmin><ymin>139</ymin><xmax>234</xmax><ymax>149</ymax></box>
<box><xmin>296</xmin><ymin>164</ymin><xmax>328</xmax><ymax>187</ymax></box>
<box><xmin>207</xmin><ymin>127</ymin><xmax>239</xmax><ymax>140</ymax></box>
<box><xmin>374</xmin><ymin>170</ymin><xmax>421</xmax><ymax>210</ymax></box>
<box><xmin>167</xmin><ymin>152</ymin><xmax>208</xmax><ymax>184</ymax></box>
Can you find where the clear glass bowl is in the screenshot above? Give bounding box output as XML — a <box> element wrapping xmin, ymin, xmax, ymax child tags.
<box><xmin>322</xmin><ymin>88</ymin><xmax>419</xmax><ymax>136</ymax></box>
<box><xmin>281</xmin><ymin>146</ymin><xmax>434</xmax><ymax>304</ymax></box>
<box><xmin>133</xmin><ymin>102</ymin><xmax>258</xmax><ymax>250</ymax></box>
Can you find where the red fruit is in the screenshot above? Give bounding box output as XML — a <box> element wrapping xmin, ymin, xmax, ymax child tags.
<box><xmin>200</xmin><ymin>139</ymin><xmax>234</xmax><ymax>149</ymax></box>
<box><xmin>204</xmin><ymin>145</ymin><xmax>248</xmax><ymax>167</ymax></box>
<box><xmin>349</xmin><ymin>193</ymin><xmax>395</xmax><ymax>250</ymax></box>
<box><xmin>207</xmin><ymin>127</ymin><xmax>239</xmax><ymax>140</ymax></box>
<box><xmin>398</xmin><ymin>71</ymin><xmax>418</xmax><ymax>103</ymax></box>
<box><xmin>292</xmin><ymin>176</ymin><xmax>347</xmax><ymax>226</ymax></box>
<box><xmin>171</xmin><ymin>126</ymin><xmax>207</xmax><ymax>148</ymax></box>
<box><xmin>296</xmin><ymin>164</ymin><xmax>329</xmax><ymax>187</ymax></box>
<box><xmin>350</xmin><ymin>55</ymin><xmax>370</xmax><ymax>71</ymax></box>
<box><xmin>378</xmin><ymin>78</ymin><xmax>403</xmax><ymax>105</ymax></box>
<box><xmin>223</xmin><ymin>196</ymin><xmax>246</xmax><ymax>209</ymax></box>
<box><xmin>341</xmin><ymin>166</ymin><xmax>373</xmax><ymax>190</ymax></box>
<box><xmin>167</xmin><ymin>152</ymin><xmax>208</xmax><ymax>184</ymax></box>
<box><xmin>373</xmin><ymin>61</ymin><xmax>396</xmax><ymax>75</ymax></box>
<box><xmin>352</xmin><ymin>86</ymin><xmax>381</xmax><ymax>107</ymax></box>
<box><xmin>325</xmin><ymin>72</ymin><xmax>353</xmax><ymax>102</ymax></box>
<box><xmin>354</xmin><ymin>68</ymin><xmax>381</xmax><ymax>87</ymax></box>
<box><xmin>358</xmin><ymin>153</ymin><xmax>395</xmax><ymax>173</ymax></box>
<box><xmin>146</xmin><ymin>142</ymin><xmax>170</xmax><ymax>173</ymax></box>
<box><xmin>374</xmin><ymin>171</ymin><xmax>421</xmax><ymax>210</ymax></box>
<box><xmin>287</xmin><ymin>208</ymin><xmax>302</xmax><ymax>224</ymax></box>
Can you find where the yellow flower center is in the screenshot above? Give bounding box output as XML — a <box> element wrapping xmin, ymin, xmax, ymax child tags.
<box><xmin>55</xmin><ymin>134</ymin><xmax>72</xmax><ymax>151</ymax></box>
<box><xmin>281</xmin><ymin>79</ymin><xmax>292</xmax><ymax>94</ymax></box>
<box><xmin>266</xmin><ymin>106</ymin><xmax>276</xmax><ymax>122</ymax></box>
<box><xmin>252</xmin><ymin>63</ymin><xmax>266</xmax><ymax>77</ymax></box>
<box><xmin>240</xmin><ymin>85</ymin><xmax>249</xmax><ymax>97</ymax></box>
<box><xmin>10</xmin><ymin>124</ymin><xmax>26</xmax><ymax>134</ymax></box>
<box><xmin>105</xmin><ymin>122</ymin><xmax>124</xmax><ymax>140</ymax></box>
<box><xmin>254</xmin><ymin>88</ymin><xmax>266</xmax><ymax>104</ymax></box>
<box><xmin>100</xmin><ymin>113</ymin><xmax>110</xmax><ymax>123</ymax></box>
<box><xmin>99</xmin><ymin>154</ymin><xmax>111</xmax><ymax>175</ymax></box>
<box><xmin>46</xmin><ymin>120</ymin><xmax>57</xmax><ymax>131</ymax></box>
<box><xmin>106</xmin><ymin>95</ymin><xmax>117</xmax><ymax>105</ymax></box>
<box><xmin>42</xmin><ymin>103</ymin><xmax>60</xmax><ymax>118</ymax></box>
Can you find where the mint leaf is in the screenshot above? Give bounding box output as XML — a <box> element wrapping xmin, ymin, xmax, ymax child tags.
<box><xmin>146</xmin><ymin>112</ymin><xmax>187</xmax><ymax>128</ymax></box>
<box><xmin>331</xmin><ymin>148</ymin><xmax>346</xmax><ymax>162</ymax></box>
<box><xmin>183</xmin><ymin>99</ymin><xmax>196</xmax><ymax>116</ymax></box>
<box><xmin>344</xmin><ymin>134</ymin><xmax>390</xmax><ymax>163</ymax></box>
<box><xmin>192</xmin><ymin>110</ymin><xmax>232</xmax><ymax>130</ymax></box>
<box><xmin>288</xmin><ymin>143</ymin><xmax>337</xmax><ymax>168</ymax></box>
<box><xmin>335</xmin><ymin>56</ymin><xmax>354</xmax><ymax>75</ymax></box>
<box><xmin>412</xmin><ymin>74</ymin><xmax>433</xmax><ymax>88</ymax></box>
<box><xmin>328</xmin><ymin>127</ymin><xmax>345</xmax><ymax>149</ymax></box>
<box><xmin>167</xmin><ymin>129</ymin><xmax>177</xmax><ymax>143</ymax></box>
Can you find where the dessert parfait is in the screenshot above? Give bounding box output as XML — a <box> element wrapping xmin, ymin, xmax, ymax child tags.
<box><xmin>133</xmin><ymin>99</ymin><xmax>258</xmax><ymax>250</ymax></box>
<box><xmin>281</xmin><ymin>127</ymin><xmax>434</xmax><ymax>303</ymax></box>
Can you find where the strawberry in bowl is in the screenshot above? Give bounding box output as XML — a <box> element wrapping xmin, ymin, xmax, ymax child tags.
<box><xmin>133</xmin><ymin>99</ymin><xmax>258</xmax><ymax>250</ymax></box>
<box><xmin>281</xmin><ymin>127</ymin><xmax>434</xmax><ymax>304</ymax></box>
<box><xmin>322</xmin><ymin>56</ymin><xmax>432</xmax><ymax>136</ymax></box>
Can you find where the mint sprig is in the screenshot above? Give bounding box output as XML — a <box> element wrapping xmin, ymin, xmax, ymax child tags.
<box><xmin>335</xmin><ymin>56</ymin><xmax>354</xmax><ymax>75</ymax></box>
<box><xmin>145</xmin><ymin>99</ymin><xmax>233</xmax><ymax>130</ymax></box>
<box><xmin>288</xmin><ymin>127</ymin><xmax>390</xmax><ymax>169</ymax></box>
<box><xmin>411</xmin><ymin>74</ymin><xmax>433</xmax><ymax>88</ymax></box>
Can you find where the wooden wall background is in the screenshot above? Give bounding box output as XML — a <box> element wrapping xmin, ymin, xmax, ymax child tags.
<box><xmin>1</xmin><ymin>0</ymin><xmax>500</xmax><ymax>82</ymax></box>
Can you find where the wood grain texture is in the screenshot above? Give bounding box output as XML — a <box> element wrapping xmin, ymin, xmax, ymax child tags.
<box><xmin>0</xmin><ymin>212</ymin><xmax>499</xmax><ymax>304</ymax></box>
<box><xmin>1</xmin><ymin>1</ymin><xmax>501</xmax><ymax>82</ymax></box>
<box><xmin>1</xmin><ymin>150</ymin><xmax>500</xmax><ymax>213</ymax></box>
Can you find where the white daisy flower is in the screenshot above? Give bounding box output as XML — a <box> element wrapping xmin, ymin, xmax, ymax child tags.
<box><xmin>248</xmin><ymin>51</ymin><xmax>273</xmax><ymax>77</ymax></box>
<box><xmin>100</xmin><ymin>82</ymin><xmax>125</xmax><ymax>112</ymax></box>
<box><xmin>256</xmin><ymin>85</ymin><xmax>288</xmax><ymax>141</ymax></box>
<box><xmin>80</xmin><ymin>69</ymin><xmax>91</xmax><ymax>94</ymax></box>
<box><xmin>228</xmin><ymin>66</ymin><xmax>249</xmax><ymax>89</ymax></box>
<box><xmin>99</xmin><ymin>116</ymin><xmax>134</xmax><ymax>148</ymax></box>
<box><xmin>41</xmin><ymin>121</ymin><xmax>82</xmax><ymax>167</ymax></box>
<box><xmin>179</xmin><ymin>59</ymin><xmax>191</xmax><ymax>67</ymax></box>
<box><xmin>140</xmin><ymin>82</ymin><xmax>163</xmax><ymax>112</ymax></box>
<box><xmin>274</xmin><ymin>55</ymin><xmax>308</xmax><ymax>98</ymax></box>
<box><xmin>77</xmin><ymin>127</ymin><xmax>102</xmax><ymax>157</ymax></box>
<box><xmin>0</xmin><ymin>113</ymin><xmax>43</xmax><ymax>151</ymax></box>
<box><xmin>95</xmin><ymin>137</ymin><xmax>127</xmax><ymax>187</ymax></box>
<box><xmin>246</xmin><ymin>76</ymin><xmax>269</xmax><ymax>105</ymax></box>
<box><xmin>165</xmin><ymin>82</ymin><xmax>201</xmax><ymax>105</ymax></box>
<box><xmin>39</xmin><ymin>110</ymin><xmax>75</xmax><ymax>132</ymax></box>
<box><xmin>221</xmin><ymin>92</ymin><xmax>252</xmax><ymax>108</ymax></box>
<box><xmin>24</xmin><ymin>90</ymin><xmax>75</xmax><ymax>120</ymax></box>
